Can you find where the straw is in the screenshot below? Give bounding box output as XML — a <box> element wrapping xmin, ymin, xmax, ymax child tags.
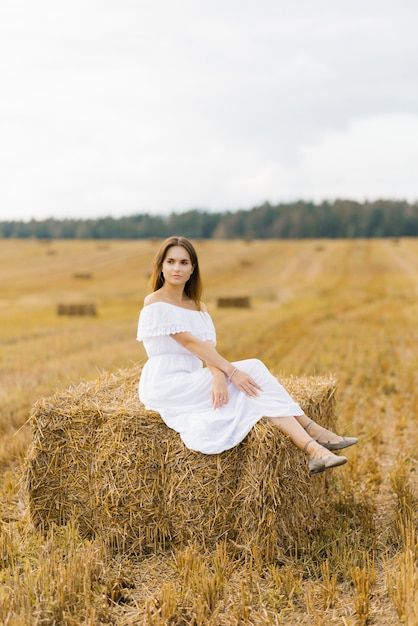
<box><xmin>25</xmin><ymin>364</ymin><xmax>337</xmax><ymax>559</ymax></box>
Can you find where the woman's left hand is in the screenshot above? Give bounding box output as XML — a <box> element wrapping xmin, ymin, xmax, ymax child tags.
<box><xmin>230</xmin><ymin>369</ymin><xmax>263</xmax><ymax>397</ymax></box>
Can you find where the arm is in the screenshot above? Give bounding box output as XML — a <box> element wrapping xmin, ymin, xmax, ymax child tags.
<box><xmin>172</xmin><ymin>332</ymin><xmax>263</xmax><ymax>398</ymax></box>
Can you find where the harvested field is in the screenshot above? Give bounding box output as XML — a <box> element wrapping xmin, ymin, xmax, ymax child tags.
<box><xmin>0</xmin><ymin>238</ymin><xmax>417</xmax><ymax>625</ymax></box>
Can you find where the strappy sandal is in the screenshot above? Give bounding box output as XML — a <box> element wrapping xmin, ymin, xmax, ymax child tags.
<box><xmin>303</xmin><ymin>438</ymin><xmax>348</xmax><ymax>474</ymax></box>
<box><xmin>304</xmin><ymin>420</ymin><xmax>358</xmax><ymax>451</ymax></box>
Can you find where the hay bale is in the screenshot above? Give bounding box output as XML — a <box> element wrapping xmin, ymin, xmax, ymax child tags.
<box><xmin>217</xmin><ymin>296</ymin><xmax>251</xmax><ymax>308</ymax></box>
<box><xmin>72</xmin><ymin>273</ymin><xmax>93</xmax><ymax>279</ymax></box>
<box><xmin>25</xmin><ymin>364</ymin><xmax>338</xmax><ymax>559</ymax></box>
<box><xmin>56</xmin><ymin>303</ymin><xmax>97</xmax><ymax>316</ymax></box>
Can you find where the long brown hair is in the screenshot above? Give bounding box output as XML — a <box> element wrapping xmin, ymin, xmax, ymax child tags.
<box><xmin>150</xmin><ymin>236</ymin><xmax>203</xmax><ymax>308</ymax></box>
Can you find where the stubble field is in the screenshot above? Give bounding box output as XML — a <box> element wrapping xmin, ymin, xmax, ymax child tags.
<box><xmin>0</xmin><ymin>237</ymin><xmax>417</xmax><ymax>625</ymax></box>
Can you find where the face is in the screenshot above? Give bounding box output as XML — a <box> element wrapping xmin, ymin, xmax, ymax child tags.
<box><xmin>161</xmin><ymin>245</ymin><xmax>194</xmax><ymax>288</ymax></box>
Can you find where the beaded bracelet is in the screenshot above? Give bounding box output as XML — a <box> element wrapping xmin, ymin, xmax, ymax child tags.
<box><xmin>228</xmin><ymin>367</ymin><xmax>237</xmax><ymax>381</ymax></box>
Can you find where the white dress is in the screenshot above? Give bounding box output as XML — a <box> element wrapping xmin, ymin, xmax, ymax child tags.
<box><xmin>136</xmin><ymin>302</ymin><xmax>304</xmax><ymax>454</ymax></box>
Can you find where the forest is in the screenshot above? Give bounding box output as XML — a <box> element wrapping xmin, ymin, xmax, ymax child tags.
<box><xmin>1</xmin><ymin>198</ymin><xmax>418</xmax><ymax>239</ymax></box>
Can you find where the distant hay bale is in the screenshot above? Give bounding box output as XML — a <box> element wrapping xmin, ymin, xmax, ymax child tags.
<box><xmin>217</xmin><ymin>296</ymin><xmax>251</xmax><ymax>308</ymax></box>
<box><xmin>56</xmin><ymin>303</ymin><xmax>97</xmax><ymax>316</ymax></box>
<box><xmin>25</xmin><ymin>364</ymin><xmax>338</xmax><ymax>559</ymax></box>
<box><xmin>72</xmin><ymin>272</ymin><xmax>92</xmax><ymax>279</ymax></box>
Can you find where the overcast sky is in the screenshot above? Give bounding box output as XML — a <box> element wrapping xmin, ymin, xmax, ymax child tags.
<box><xmin>1</xmin><ymin>0</ymin><xmax>417</xmax><ymax>221</ymax></box>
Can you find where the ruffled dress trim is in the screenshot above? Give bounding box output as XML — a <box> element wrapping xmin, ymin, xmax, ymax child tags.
<box><xmin>136</xmin><ymin>301</ymin><xmax>216</xmax><ymax>343</ymax></box>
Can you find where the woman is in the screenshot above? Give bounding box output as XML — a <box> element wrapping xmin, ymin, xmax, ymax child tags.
<box><xmin>136</xmin><ymin>236</ymin><xmax>357</xmax><ymax>473</ymax></box>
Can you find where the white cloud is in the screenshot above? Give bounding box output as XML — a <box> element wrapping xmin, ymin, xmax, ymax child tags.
<box><xmin>297</xmin><ymin>114</ymin><xmax>418</xmax><ymax>201</ymax></box>
<box><xmin>0</xmin><ymin>0</ymin><xmax>417</xmax><ymax>220</ymax></box>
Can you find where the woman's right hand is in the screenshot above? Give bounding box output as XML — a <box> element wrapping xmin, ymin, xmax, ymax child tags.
<box><xmin>211</xmin><ymin>372</ymin><xmax>229</xmax><ymax>410</ymax></box>
<box><xmin>230</xmin><ymin>369</ymin><xmax>263</xmax><ymax>397</ymax></box>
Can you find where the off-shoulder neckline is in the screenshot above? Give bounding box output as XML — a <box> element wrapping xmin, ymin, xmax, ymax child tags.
<box><xmin>143</xmin><ymin>301</ymin><xmax>204</xmax><ymax>313</ymax></box>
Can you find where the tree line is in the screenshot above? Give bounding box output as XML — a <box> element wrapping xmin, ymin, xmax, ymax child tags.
<box><xmin>1</xmin><ymin>199</ymin><xmax>417</xmax><ymax>239</ymax></box>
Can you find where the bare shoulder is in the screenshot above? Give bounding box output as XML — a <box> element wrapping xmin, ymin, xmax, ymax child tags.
<box><xmin>143</xmin><ymin>292</ymin><xmax>206</xmax><ymax>312</ymax></box>
<box><xmin>143</xmin><ymin>292</ymin><xmax>161</xmax><ymax>306</ymax></box>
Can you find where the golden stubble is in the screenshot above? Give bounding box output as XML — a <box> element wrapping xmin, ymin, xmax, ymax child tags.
<box><xmin>0</xmin><ymin>237</ymin><xmax>417</xmax><ymax>624</ymax></box>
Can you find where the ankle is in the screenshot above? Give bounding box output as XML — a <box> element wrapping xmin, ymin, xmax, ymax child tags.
<box><xmin>308</xmin><ymin>442</ymin><xmax>331</xmax><ymax>460</ymax></box>
<box><xmin>303</xmin><ymin>439</ymin><xmax>327</xmax><ymax>459</ymax></box>
<box><xmin>304</xmin><ymin>419</ymin><xmax>315</xmax><ymax>434</ymax></box>
<box><xmin>303</xmin><ymin>420</ymin><xmax>342</xmax><ymax>444</ymax></box>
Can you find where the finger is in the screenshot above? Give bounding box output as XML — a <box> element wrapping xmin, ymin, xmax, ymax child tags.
<box><xmin>215</xmin><ymin>396</ymin><xmax>225</xmax><ymax>408</ymax></box>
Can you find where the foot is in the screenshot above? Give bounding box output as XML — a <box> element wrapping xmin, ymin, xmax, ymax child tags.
<box><xmin>303</xmin><ymin>439</ymin><xmax>348</xmax><ymax>474</ymax></box>
<box><xmin>308</xmin><ymin>452</ymin><xmax>348</xmax><ymax>474</ymax></box>
<box><xmin>304</xmin><ymin>420</ymin><xmax>358</xmax><ymax>451</ymax></box>
<box><xmin>319</xmin><ymin>436</ymin><xmax>358</xmax><ymax>451</ymax></box>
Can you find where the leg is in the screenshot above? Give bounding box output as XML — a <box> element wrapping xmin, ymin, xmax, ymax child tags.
<box><xmin>269</xmin><ymin>416</ymin><xmax>347</xmax><ymax>474</ymax></box>
<box><xmin>268</xmin><ymin>415</ymin><xmax>348</xmax><ymax>474</ymax></box>
<box><xmin>294</xmin><ymin>414</ymin><xmax>358</xmax><ymax>451</ymax></box>
<box><xmin>268</xmin><ymin>415</ymin><xmax>327</xmax><ymax>457</ymax></box>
